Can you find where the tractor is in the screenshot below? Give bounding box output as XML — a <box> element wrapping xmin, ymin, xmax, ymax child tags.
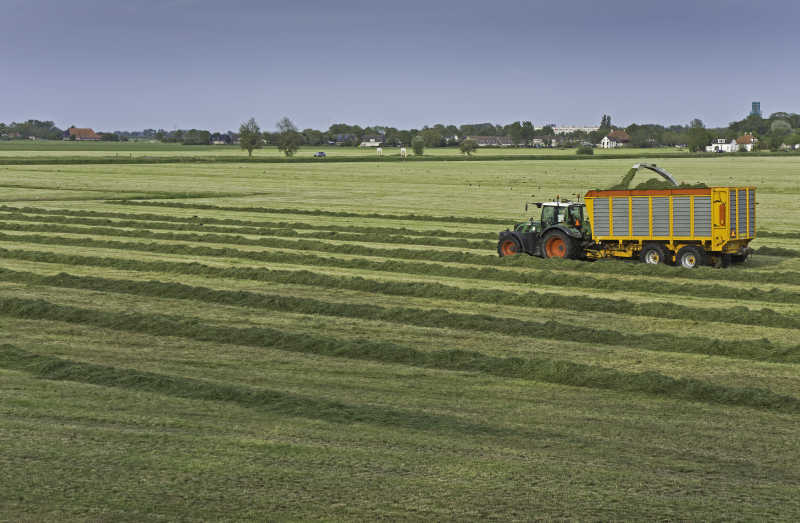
<box><xmin>497</xmin><ymin>199</ymin><xmax>592</xmax><ymax>259</ymax></box>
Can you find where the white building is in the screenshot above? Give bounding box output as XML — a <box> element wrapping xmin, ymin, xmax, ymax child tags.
<box><xmin>706</xmin><ymin>138</ymin><xmax>738</xmax><ymax>153</ymax></box>
<box><xmin>600</xmin><ymin>136</ymin><xmax>620</xmax><ymax>148</ymax></box>
<box><xmin>736</xmin><ymin>133</ymin><xmax>758</xmax><ymax>152</ymax></box>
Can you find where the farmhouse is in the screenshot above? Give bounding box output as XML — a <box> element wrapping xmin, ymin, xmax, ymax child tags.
<box><xmin>65</xmin><ymin>127</ymin><xmax>101</xmax><ymax>141</ymax></box>
<box><xmin>599</xmin><ymin>130</ymin><xmax>630</xmax><ymax>148</ymax></box>
<box><xmin>706</xmin><ymin>138</ymin><xmax>738</xmax><ymax>153</ymax></box>
<box><xmin>736</xmin><ymin>133</ymin><xmax>758</xmax><ymax>152</ymax></box>
<box><xmin>467</xmin><ymin>136</ymin><xmax>513</xmax><ymax>147</ymax></box>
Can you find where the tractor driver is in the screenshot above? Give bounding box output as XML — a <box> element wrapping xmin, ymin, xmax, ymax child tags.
<box><xmin>568</xmin><ymin>206</ymin><xmax>582</xmax><ymax>228</ymax></box>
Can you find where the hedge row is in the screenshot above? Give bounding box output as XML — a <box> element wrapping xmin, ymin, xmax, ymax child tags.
<box><xmin>1</xmin><ymin>261</ymin><xmax>799</xmax><ymax>333</ymax></box>
<box><xmin>0</xmin><ymin>302</ymin><xmax>797</xmax><ymax>413</ymax></box>
<box><xmin>0</xmin><ymin>204</ymin><xmax>495</xmax><ymax>240</ymax></box>
<box><xmin>2</xmin><ymin>233</ymin><xmax>798</xmax><ymax>305</ymax></box>
<box><xmin>106</xmin><ymin>199</ymin><xmax>515</xmax><ymax>225</ymax></box>
<box><xmin>2</xmin><ymin>267</ymin><xmax>798</xmax><ymax>356</ymax></box>
<box><xmin>1</xmin><ymin>220</ymin><xmax>798</xmax><ymax>289</ymax></box>
<box><xmin>0</xmin><ymin>212</ymin><xmax>493</xmax><ymax>250</ymax></box>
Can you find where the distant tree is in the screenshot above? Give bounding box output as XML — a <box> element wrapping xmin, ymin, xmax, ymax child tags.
<box><xmin>770</xmin><ymin>119</ymin><xmax>792</xmax><ymax>136</ymax></box>
<box><xmin>767</xmin><ymin>134</ymin><xmax>784</xmax><ymax>151</ymax></box>
<box><xmin>460</xmin><ymin>139</ymin><xmax>478</xmax><ymax>156</ymax></box>
<box><xmin>686</xmin><ymin>118</ymin><xmax>709</xmax><ymax>152</ymax></box>
<box><xmin>276</xmin><ymin>117</ymin><xmax>304</xmax><ymax>157</ymax></box>
<box><xmin>576</xmin><ymin>144</ymin><xmax>594</xmax><ymax>155</ymax></box>
<box><xmin>411</xmin><ymin>135</ymin><xmax>425</xmax><ymax>156</ymax></box>
<box><xmin>183</xmin><ymin>129</ymin><xmax>211</xmax><ymax>145</ymax></box>
<box><xmin>506</xmin><ymin>121</ymin><xmax>523</xmax><ymax>145</ymax></box>
<box><xmin>520</xmin><ymin>121</ymin><xmax>534</xmax><ymax>146</ymax></box>
<box><xmin>420</xmin><ymin>128</ymin><xmax>443</xmax><ymax>147</ymax></box>
<box><xmin>239</xmin><ymin>118</ymin><xmax>263</xmax><ymax>157</ymax></box>
<box><xmin>600</xmin><ymin>114</ymin><xmax>612</xmax><ymax>129</ymax></box>
<box><xmin>0</xmin><ymin>123</ymin><xmax>7</xmax><ymax>138</ymax></box>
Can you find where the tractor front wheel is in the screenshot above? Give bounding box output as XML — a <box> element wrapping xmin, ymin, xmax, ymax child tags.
<box><xmin>542</xmin><ymin>230</ymin><xmax>576</xmax><ymax>259</ymax></box>
<box><xmin>497</xmin><ymin>238</ymin><xmax>521</xmax><ymax>257</ymax></box>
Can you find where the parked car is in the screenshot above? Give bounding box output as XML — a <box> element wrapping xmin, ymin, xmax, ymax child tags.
<box><xmin>313</xmin><ymin>151</ymin><xmax>326</xmax><ymax>158</ymax></box>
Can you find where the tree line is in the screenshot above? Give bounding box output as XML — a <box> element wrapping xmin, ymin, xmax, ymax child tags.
<box><xmin>2</xmin><ymin>112</ymin><xmax>799</xmax><ymax>154</ymax></box>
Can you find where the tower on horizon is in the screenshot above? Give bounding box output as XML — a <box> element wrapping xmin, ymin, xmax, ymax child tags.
<box><xmin>750</xmin><ymin>101</ymin><xmax>762</xmax><ymax>117</ymax></box>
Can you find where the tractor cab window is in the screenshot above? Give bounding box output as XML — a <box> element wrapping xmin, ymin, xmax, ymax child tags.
<box><xmin>541</xmin><ymin>206</ymin><xmax>558</xmax><ymax>227</ymax></box>
<box><xmin>568</xmin><ymin>206</ymin><xmax>583</xmax><ymax>227</ymax></box>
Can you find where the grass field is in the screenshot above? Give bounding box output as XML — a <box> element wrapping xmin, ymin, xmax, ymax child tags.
<box><xmin>0</xmin><ymin>139</ymin><xmax>689</xmax><ymax>159</ymax></box>
<box><xmin>1</xmin><ymin>152</ymin><xmax>799</xmax><ymax>519</ymax></box>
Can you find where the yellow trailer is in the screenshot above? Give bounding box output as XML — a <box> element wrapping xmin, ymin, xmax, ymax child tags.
<box><xmin>584</xmin><ymin>186</ymin><xmax>755</xmax><ymax>268</ymax></box>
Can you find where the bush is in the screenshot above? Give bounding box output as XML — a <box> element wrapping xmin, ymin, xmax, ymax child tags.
<box><xmin>411</xmin><ymin>136</ymin><xmax>424</xmax><ymax>156</ymax></box>
<box><xmin>576</xmin><ymin>145</ymin><xmax>594</xmax><ymax>155</ymax></box>
<box><xmin>459</xmin><ymin>139</ymin><xmax>478</xmax><ymax>156</ymax></box>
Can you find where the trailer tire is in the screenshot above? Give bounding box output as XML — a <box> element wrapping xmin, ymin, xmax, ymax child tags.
<box><xmin>543</xmin><ymin>230</ymin><xmax>577</xmax><ymax>259</ymax></box>
<box><xmin>676</xmin><ymin>245</ymin><xmax>706</xmax><ymax>269</ymax></box>
<box><xmin>497</xmin><ymin>237</ymin><xmax>521</xmax><ymax>257</ymax></box>
<box><xmin>639</xmin><ymin>244</ymin><xmax>667</xmax><ymax>265</ymax></box>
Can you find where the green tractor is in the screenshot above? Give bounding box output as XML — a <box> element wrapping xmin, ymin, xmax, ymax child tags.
<box><xmin>497</xmin><ymin>200</ymin><xmax>592</xmax><ymax>259</ymax></box>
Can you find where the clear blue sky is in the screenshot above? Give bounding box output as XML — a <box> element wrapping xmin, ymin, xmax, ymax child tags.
<box><xmin>2</xmin><ymin>0</ymin><xmax>797</xmax><ymax>132</ymax></box>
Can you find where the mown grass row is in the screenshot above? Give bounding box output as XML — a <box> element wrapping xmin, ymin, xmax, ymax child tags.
<box><xmin>0</xmin><ymin>344</ymin><xmax>509</xmax><ymax>437</ymax></box>
<box><xmin>0</xmin><ymin>212</ymin><xmax>493</xmax><ymax>250</ymax></box>
<box><xmin>5</xmin><ymin>247</ymin><xmax>799</xmax><ymax>331</ymax></box>
<box><xmin>1</xmin><ymin>267</ymin><xmax>797</xmax><ymax>360</ymax></box>
<box><xmin>107</xmin><ymin>199</ymin><xmax>515</xmax><ymax>225</ymax></box>
<box><xmin>1</xmin><ymin>220</ymin><xmax>798</xmax><ymax>288</ymax></box>
<box><xmin>0</xmin><ymin>205</ymin><xmax>495</xmax><ymax>240</ymax></box>
<box><xmin>2</xmin><ymin>234</ymin><xmax>798</xmax><ymax>305</ymax></box>
<box><xmin>0</xmin><ymin>302</ymin><xmax>797</xmax><ymax>413</ymax></box>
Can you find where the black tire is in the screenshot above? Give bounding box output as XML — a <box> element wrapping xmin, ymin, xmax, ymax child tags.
<box><xmin>639</xmin><ymin>243</ymin><xmax>667</xmax><ymax>265</ymax></box>
<box><xmin>676</xmin><ymin>245</ymin><xmax>706</xmax><ymax>269</ymax></box>
<box><xmin>497</xmin><ymin>236</ymin><xmax>521</xmax><ymax>257</ymax></box>
<box><xmin>542</xmin><ymin>229</ymin><xmax>577</xmax><ymax>259</ymax></box>
<box><xmin>730</xmin><ymin>253</ymin><xmax>749</xmax><ymax>264</ymax></box>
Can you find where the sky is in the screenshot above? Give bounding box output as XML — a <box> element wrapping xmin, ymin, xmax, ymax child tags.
<box><xmin>1</xmin><ymin>0</ymin><xmax>797</xmax><ymax>132</ymax></box>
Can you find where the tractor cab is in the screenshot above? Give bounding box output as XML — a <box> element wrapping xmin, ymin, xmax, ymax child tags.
<box><xmin>516</xmin><ymin>202</ymin><xmax>587</xmax><ymax>235</ymax></box>
<box><xmin>498</xmin><ymin>201</ymin><xmax>591</xmax><ymax>258</ymax></box>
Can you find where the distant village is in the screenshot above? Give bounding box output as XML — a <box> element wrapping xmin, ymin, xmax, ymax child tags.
<box><xmin>2</xmin><ymin>103</ymin><xmax>799</xmax><ymax>152</ymax></box>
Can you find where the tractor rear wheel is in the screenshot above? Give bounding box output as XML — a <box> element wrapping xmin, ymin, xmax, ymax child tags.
<box><xmin>639</xmin><ymin>244</ymin><xmax>666</xmax><ymax>265</ymax></box>
<box><xmin>676</xmin><ymin>245</ymin><xmax>706</xmax><ymax>269</ymax></box>
<box><xmin>542</xmin><ymin>230</ymin><xmax>576</xmax><ymax>259</ymax></box>
<box><xmin>497</xmin><ymin>237</ymin><xmax>521</xmax><ymax>257</ymax></box>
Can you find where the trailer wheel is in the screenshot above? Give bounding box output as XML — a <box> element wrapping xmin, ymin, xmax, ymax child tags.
<box><xmin>497</xmin><ymin>238</ymin><xmax>521</xmax><ymax>257</ymax></box>
<box><xmin>543</xmin><ymin>230</ymin><xmax>576</xmax><ymax>259</ymax></box>
<box><xmin>676</xmin><ymin>245</ymin><xmax>706</xmax><ymax>269</ymax></box>
<box><xmin>639</xmin><ymin>244</ymin><xmax>666</xmax><ymax>265</ymax></box>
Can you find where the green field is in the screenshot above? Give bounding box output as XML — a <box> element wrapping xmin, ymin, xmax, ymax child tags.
<box><xmin>1</xmin><ymin>151</ymin><xmax>799</xmax><ymax>519</ymax></box>
<box><xmin>0</xmin><ymin>139</ymin><xmax>689</xmax><ymax>159</ymax></box>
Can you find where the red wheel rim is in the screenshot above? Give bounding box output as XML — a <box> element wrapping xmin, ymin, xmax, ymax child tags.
<box><xmin>501</xmin><ymin>240</ymin><xmax>518</xmax><ymax>256</ymax></box>
<box><xmin>545</xmin><ymin>237</ymin><xmax>566</xmax><ymax>258</ymax></box>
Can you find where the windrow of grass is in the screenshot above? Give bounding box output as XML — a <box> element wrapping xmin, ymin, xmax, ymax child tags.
<box><xmin>3</xmin><ymin>260</ymin><xmax>800</xmax><ymax>334</ymax></box>
<box><xmin>2</xmin><ymin>234</ymin><xmax>799</xmax><ymax>305</ymax></box>
<box><xmin>107</xmin><ymin>199</ymin><xmax>515</xmax><ymax>225</ymax></box>
<box><xmin>2</xmin><ymin>267</ymin><xmax>798</xmax><ymax>360</ymax></box>
<box><xmin>0</xmin><ymin>205</ymin><xmax>496</xmax><ymax>240</ymax></box>
<box><xmin>2</xmin><ymin>212</ymin><xmax>795</xmax><ymax>259</ymax></box>
<box><xmin>0</xmin><ymin>344</ymin><xmax>508</xmax><ymax>437</ymax></box>
<box><xmin>0</xmin><ymin>304</ymin><xmax>797</xmax><ymax>413</ymax></box>
<box><xmin>0</xmin><ymin>221</ymin><xmax>797</xmax><ymax>287</ymax></box>
<box><xmin>0</xmin><ymin>212</ymin><xmax>493</xmax><ymax>250</ymax></box>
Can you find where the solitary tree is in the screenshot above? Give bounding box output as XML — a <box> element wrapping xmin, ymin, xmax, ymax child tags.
<box><xmin>276</xmin><ymin>117</ymin><xmax>304</xmax><ymax>157</ymax></box>
<box><xmin>239</xmin><ymin>118</ymin><xmax>263</xmax><ymax>157</ymax></box>
<box><xmin>460</xmin><ymin>139</ymin><xmax>478</xmax><ymax>156</ymax></box>
<box><xmin>600</xmin><ymin>114</ymin><xmax>612</xmax><ymax>129</ymax></box>
<box><xmin>687</xmin><ymin>118</ymin><xmax>709</xmax><ymax>152</ymax></box>
<box><xmin>411</xmin><ymin>135</ymin><xmax>425</xmax><ymax>156</ymax></box>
